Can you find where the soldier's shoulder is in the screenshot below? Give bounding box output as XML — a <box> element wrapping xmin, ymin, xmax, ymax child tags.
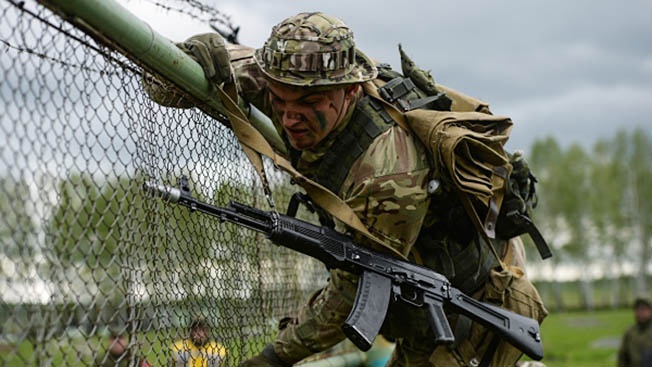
<box><xmin>355</xmin><ymin>124</ymin><xmax>430</xmax><ymax>176</ymax></box>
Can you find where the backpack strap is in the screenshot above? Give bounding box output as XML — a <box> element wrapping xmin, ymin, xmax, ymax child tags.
<box><xmin>362</xmin><ymin>81</ymin><xmax>411</xmax><ymax>131</ymax></box>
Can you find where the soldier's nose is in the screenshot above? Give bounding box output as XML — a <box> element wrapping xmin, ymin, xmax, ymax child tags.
<box><xmin>283</xmin><ymin>111</ymin><xmax>304</xmax><ymax>127</ymax></box>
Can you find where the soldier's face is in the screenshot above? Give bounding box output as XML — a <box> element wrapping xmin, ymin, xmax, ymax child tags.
<box><xmin>268</xmin><ymin>82</ymin><xmax>357</xmax><ymax>150</ymax></box>
<box><xmin>636</xmin><ymin>304</ymin><xmax>651</xmax><ymax>324</ymax></box>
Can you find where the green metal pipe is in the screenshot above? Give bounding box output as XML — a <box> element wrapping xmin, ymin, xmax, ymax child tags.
<box><xmin>38</xmin><ymin>0</ymin><xmax>285</xmax><ymax>153</ymax></box>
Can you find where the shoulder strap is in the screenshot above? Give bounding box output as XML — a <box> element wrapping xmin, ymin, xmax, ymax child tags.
<box><xmin>311</xmin><ymin>96</ymin><xmax>394</xmax><ymax>193</ymax></box>
<box><xmin>362</xmin><ymin>81</ymin><xmax>411</xmax><ymax>131</ymax></box>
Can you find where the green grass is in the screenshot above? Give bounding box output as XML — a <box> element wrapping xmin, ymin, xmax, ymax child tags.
<box><xmin>0</xmin><ymin>309</ymin><xmax>634</xmax><ymax>366</ymax></box>
<box><xmin>531</xmin><ymin>308</ymin><xmax>632</xmax><ymax>367</ymax></box>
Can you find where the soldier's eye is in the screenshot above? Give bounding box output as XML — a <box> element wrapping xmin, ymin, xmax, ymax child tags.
<box><xmin>270</xmin><ymin>95</ymin><xmax>285</xmax><ymax>108</ymax></box>
<box><xmin>300</xmin><ymin>96</ymin><xmax>323</xmax><ymax>106</ymax></box>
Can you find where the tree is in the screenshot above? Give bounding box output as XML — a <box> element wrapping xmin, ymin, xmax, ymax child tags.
<box><xmin>0</xmin><ymin>176</ymin><xmax>37</xmax><ymax>260</ymax></box>
<box><xmin>529</xmin><ymin>137</ymin><xmax>568</xmax><ymax>310</ymax></box>
<box><xmin>588</xmin><ymin>133</ymin><xmax>629</xmax><ymax>307</ymax></box>
<box><xmin>625</xmin><ymin>129</ymin><xmax>652</xmax><ymax>293</ymax></box>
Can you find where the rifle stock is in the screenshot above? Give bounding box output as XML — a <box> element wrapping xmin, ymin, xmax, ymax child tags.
<box><xmin>447</xmin><ymin>288</ymin><xmax>543</xmax><ymax>360</ymax></box>
<box><xmin>144</xmin><ymin>179</ymin><xmax>544</xmax><ymax>360</ymax></box>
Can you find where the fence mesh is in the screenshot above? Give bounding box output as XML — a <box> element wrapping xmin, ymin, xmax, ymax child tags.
<box><xmin>0</xmin><ymin>1</ymin><xmax>337</xmax><ymax>365</ymax></box>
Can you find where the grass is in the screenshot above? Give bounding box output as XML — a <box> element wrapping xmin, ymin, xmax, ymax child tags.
<box><xmin>0</xmin><ymin>329</ymin><xmax>275</xmax><ymax>367</ymax></box>
<box><xmin>0</xmin><ymin>308</ymin><xmax>634</xmax><ymax>366</ymax></box>
<box><xmin>528</xmin><ymin>308</ymin><xmax>632</xmax><ymax>367</ymax></box>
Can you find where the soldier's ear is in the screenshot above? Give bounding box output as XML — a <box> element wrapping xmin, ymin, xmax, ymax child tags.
<box><xmin>344</xmin><ymin>84</ymin><xmax>360</xmax><ymax>100</ymax></box>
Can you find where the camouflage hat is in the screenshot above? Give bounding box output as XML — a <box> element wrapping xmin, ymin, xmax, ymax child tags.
<box><xmin>254</xmin><ymin>12</ymin><xmax>377</xmax><ymax>87</ymax></box>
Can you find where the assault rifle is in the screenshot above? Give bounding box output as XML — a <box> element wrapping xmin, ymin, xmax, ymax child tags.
<box><xmin>144</xmin><ymin>177</ymin><xmax>544</xmax><ymax>361</ymax></box>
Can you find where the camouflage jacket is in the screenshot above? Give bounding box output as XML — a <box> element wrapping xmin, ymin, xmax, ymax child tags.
<box><xmin>618</xmin><ymin>320</ymin><xmax>652</xmax><ymax>367</ymax></box>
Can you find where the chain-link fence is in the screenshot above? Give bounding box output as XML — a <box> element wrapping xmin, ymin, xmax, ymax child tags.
<box><xmin>0</xmin><ymin>1</ymin><xmax>340</xmax><ymax>366</ymax></box>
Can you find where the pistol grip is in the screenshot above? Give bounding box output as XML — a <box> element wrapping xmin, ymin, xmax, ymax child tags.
<box><xmin>342</xmin><ymin>271</ymin><xmax>392</xmax><ymax>351</ymax></box>
<box><xmin>426</xmin><ymin>303</ymin><xmax>455</xmax><ymax>345</ymax></box>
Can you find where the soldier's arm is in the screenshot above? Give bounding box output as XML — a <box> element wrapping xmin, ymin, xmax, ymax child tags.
<box><xmin>142</xmin><ymin>35</ymin><xmax>269</xmax><ymax>112</ymax></box>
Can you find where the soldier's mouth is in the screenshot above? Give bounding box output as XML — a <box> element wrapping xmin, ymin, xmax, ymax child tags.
<box><xmin>286</xmin><ymin>128</ymin><xmax>310</xmax><ymax>139</ymax></box>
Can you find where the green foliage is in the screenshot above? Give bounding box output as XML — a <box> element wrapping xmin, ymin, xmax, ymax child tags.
<box><xmin>0</xmin><ymin>177</ymin><xmax>38</xmax><ymax>259</ymax></box>
<box><xmin>50</xmin><ymin>173</ymin><xmax>123</xmax><ymax>266</ymax></box>
<box><xmin>534</xmin><ymin>275</ymin><xmax>648</xmax><ymax>311</ymax></box>
<box><xmin>528</xmin><ymin>129</ymin><xmax>651</xmax><ymax>283</ymax></box>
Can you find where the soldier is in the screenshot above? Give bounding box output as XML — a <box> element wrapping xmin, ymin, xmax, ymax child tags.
<box><xmin>145</xmin><ymin>12</ymin><xmax>547</xmax><ymax>367</ymax></box>
<box><xmin>618</xmin><ymin>297</ymin><xmax>652</xmax><ymax>367</ymax></box>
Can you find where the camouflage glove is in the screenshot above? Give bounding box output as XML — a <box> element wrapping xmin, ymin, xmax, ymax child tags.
<box><xmin>239</xmin><ymin>345</ymin><xmax>292</xmax><ymax>367</ymax></box>
<box><xmin>177</xmin><ymin>33</ymin><xmax>232</xmax><ymax>85</ymax></box>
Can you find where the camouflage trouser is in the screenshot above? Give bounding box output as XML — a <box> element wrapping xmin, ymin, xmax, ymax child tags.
<box><xmin>273</xmin><ymin>238</ymin><xmax>548</xmax><ymax>367</ymax></box>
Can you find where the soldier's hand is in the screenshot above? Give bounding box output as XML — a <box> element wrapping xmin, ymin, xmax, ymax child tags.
<box><xmin>177</xmin><ymin>33</ymin><xmax>232</xmax><ymax>85</ymax></box>
<box><xmin>239</xmin><ymin>345</ymin><xmax>292</xmax><ymax>367</ymax></box>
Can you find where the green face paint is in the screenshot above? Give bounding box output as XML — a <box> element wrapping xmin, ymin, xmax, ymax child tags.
<box><xmin>314</xmin><ymin>109</ymin><xmax>329</xmax><ymax>131</ymax></box>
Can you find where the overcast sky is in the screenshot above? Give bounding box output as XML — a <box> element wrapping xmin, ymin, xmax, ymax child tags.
<box><xmin>125</xmin><ymin>0</ymin><xmax>652</xmax><ymax>153</ymax></box>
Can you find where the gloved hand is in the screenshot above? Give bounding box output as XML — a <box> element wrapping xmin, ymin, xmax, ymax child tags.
<box><xmin>177</xmin><ymin>33</ymin><xmax>233</xmax><ymax>85</ymax></box>
<box><xmin>239</xmin><ymin>344</ymin><xmax>293</xmax><ymax>367</ymax></box>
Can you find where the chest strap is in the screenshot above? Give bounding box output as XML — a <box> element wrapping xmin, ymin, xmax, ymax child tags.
<box><xmin>309</xmin><ymin>96</ymin><xmax>395</xmax><ymax>193</ymax></box>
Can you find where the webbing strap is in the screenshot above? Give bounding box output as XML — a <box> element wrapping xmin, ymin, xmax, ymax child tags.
<box><xmin>459</xmin><ymin>191</ymin><xmax>506</xmax><ymax>270</ymax></box>
<box><xmin>212</xmin><ymin>84</ymin><xmax>407</xmax><ymax>260</ymax></box>
<box><xmin>362</xmin><ymin>81</ymin><xmax>410</xmax><ymax>131</ymax></box>
<box><xmin>479</xmin><ymin>334</ymin><xmax>501</xmax><ymax>367</ymax></box>
<box><xmin>311</xmin><ymin>96</ymin><xmax>394</xmax><ymax>193</ymax></box>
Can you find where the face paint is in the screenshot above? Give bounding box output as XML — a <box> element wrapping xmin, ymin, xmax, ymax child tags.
<box><xmin>267</xmin><ymin>82</ymin><xmax>353</xmax><ymax>150</ymax></box>
<box><xmin>314</xmin><ymin>110</ymin><xmax>329</xmax><ymax>130</ymax></box>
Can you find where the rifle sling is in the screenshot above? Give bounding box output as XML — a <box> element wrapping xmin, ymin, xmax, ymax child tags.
<box><xmin>479</xmin><ymin>334</ymin><xmax>501</xmax><ymax>367</ymax></box>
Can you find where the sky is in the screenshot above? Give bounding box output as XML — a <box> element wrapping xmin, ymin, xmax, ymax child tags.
<box><xmin>122</xmin><ymin>0</ymin><xmax>652</xmax><ymax>153</ymax></box>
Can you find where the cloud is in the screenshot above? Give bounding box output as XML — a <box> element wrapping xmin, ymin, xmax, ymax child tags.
<box><xmin>502</xmin><ymin>83</ymin><xmax>652</xmax><ymax>151</ymax></box>
<box><xmin>121</xmin><ymin>0</ymin><xmax>652</xmax><ymax>152</ymax></box>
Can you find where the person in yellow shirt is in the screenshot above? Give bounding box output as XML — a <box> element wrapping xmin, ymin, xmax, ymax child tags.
<box><xmin>171</xmin><ymin>318</ymin><xmax>227</xmax><ymax>367</ymax></box>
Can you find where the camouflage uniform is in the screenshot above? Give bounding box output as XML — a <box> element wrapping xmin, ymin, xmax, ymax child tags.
<box><xmin>145</xmin><ymin>12</ymin><xmax>546</xmax><ymax>367</ymax></box>
<box><xmin>228</xmin><ymin>16</ymin><xmax>432</xmax><ymax>361</ymax></box>
<box><xmin>618</xmin><ymin>298</ymin><xmax>652</xmax><ymax>367</ymax></box>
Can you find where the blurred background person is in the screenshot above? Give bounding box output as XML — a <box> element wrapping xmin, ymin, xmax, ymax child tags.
<box><xmin>171</xmin><ymin>317</ymin><xmax>227</xmax><ymax>367</ymax></box>
<box><xmin>618</xmin><ymin>296</ymin><xmax>652</xmax><ymax>367</ymax></box>
<box><xmin>94</xmin><ymin>325</ymin><xmax>150</xmax><ymax>367</ymax></box>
